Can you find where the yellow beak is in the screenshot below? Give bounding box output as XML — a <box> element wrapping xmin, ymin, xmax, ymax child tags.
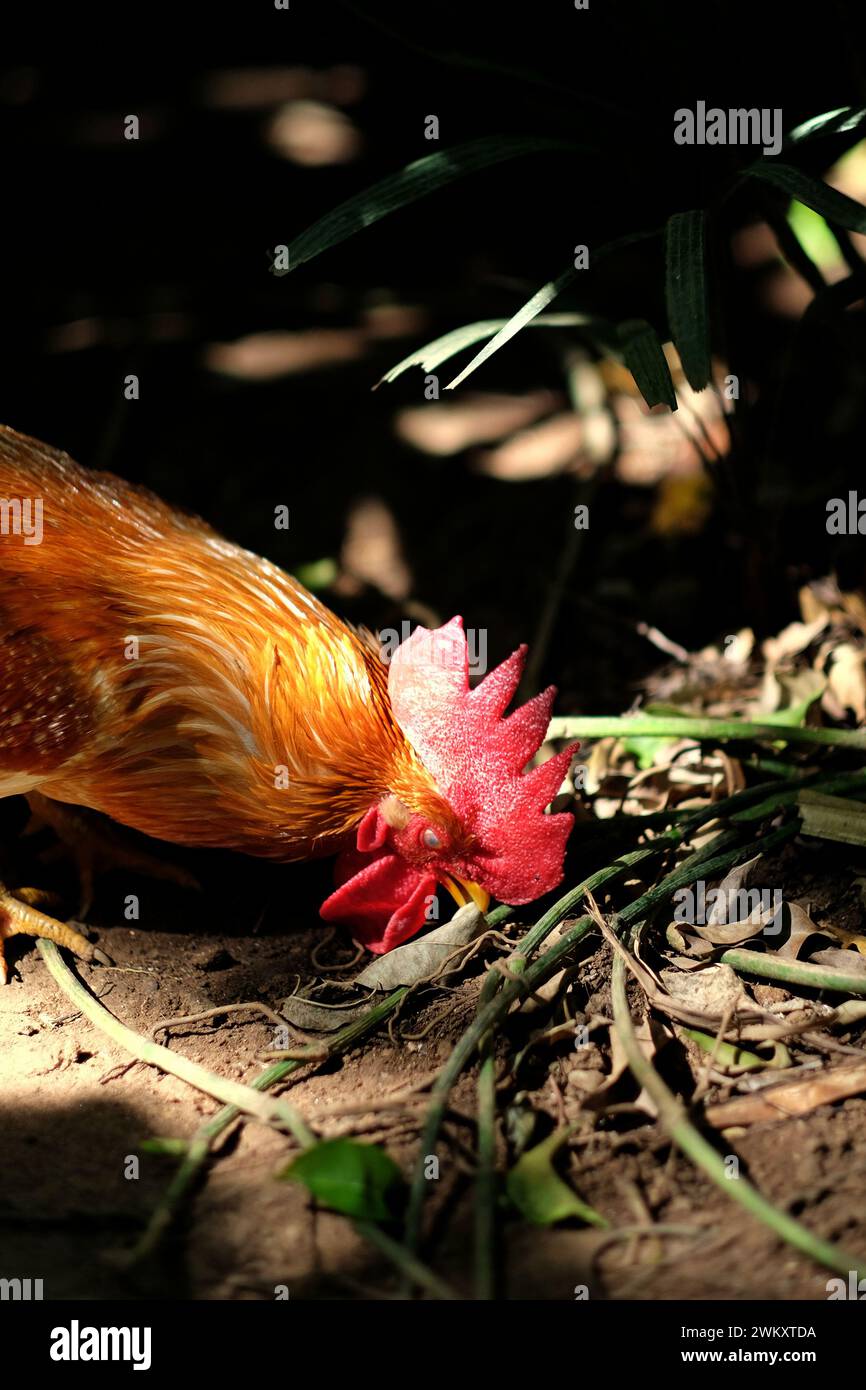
<box><xmin>442</xmin><ymin>874</ymin><xmax>491</xmax><ymax>915</ymax></box>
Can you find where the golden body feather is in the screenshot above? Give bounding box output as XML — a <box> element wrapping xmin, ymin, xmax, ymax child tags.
<box><xmin>0</xmin><ymin>425</ymin><xmax>452</xmax><ymax>859</ymax></box>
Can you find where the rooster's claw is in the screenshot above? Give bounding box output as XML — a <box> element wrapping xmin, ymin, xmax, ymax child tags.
<box><xmin>0</xmin><ymin>884</ymin><xmax>111</xmax><ymax>983</ymax></box>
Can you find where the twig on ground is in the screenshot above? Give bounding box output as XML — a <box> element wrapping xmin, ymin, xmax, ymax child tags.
<box><xmin>151</xmin><ymin>1000</ymin><xmax>324</xmax><ymax>1057</ymax></box>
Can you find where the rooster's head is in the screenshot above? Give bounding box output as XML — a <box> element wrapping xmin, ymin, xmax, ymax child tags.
<box><xmin>320</xmin><ymin>618</ymin><xmax>577</xmax><ymax>953</ymax></box>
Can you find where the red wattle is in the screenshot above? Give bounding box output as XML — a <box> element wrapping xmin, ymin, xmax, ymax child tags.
<box><xmin>320</xmin><ymin>846</ymin><xmax>437</xmax><ymax>954</ymax></box>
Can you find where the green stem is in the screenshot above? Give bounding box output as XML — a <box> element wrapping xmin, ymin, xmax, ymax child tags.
<box><xmin>731</xmin><ymin>771</ymin><xmax>866</xmax><ymax>821</ymax></box>
<box><xmin>611</xmin><ymin>948</ymin><xmax>866</xmax><ymax>1281</ymax></box>
<box><xmin>474</xmin><ymin>1050</ymin><xmax>497</xmax><ymax>1300</ymax></box>
<box><xmin>125</xmin><ymin>987</ymin><xmax>408</xmax><ymax>1263</ymax></box>
<box><xmin>406</xmin><ymin>823</ymin><xmax>795</xmax><ymax>1250</ymax></box>
<box><xmin>481</xmin><ymin>771</ymin><xmax>830</xmax><ymax>1013</ymax></box>
<box><xmin>549</xmin><ymin>714</ymin><xmax>866</xmax><ymax>751</ymax></box>
<box><xmin>481</xmin><ymin>768</ymin><xmax>866</xmax><ymax>1015</ymax></box>
<box><xmin>38</xmin><ymin>941</ymin><xmax>315</xmax><ymax>1146</ymax></box>
<box><xmin>478</xmin><ymin>841</ymin><xmax>678</xmax><ymax>1012</ymax></box>
<box><xmin>719</xmin><ymin>948</ymin><xmax>866</xmax><ymax>996</ymax></box>
<box><xmin>584</xmin><ymin>768</ymin><xmax>866</xmax><ymax>837</ymax></box>
<box><xmin>484</xmin><ymin>771</ymin><xmax>866</xmax><ymax>1014</ymax></box>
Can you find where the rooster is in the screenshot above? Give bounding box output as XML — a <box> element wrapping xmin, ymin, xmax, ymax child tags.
<box><xmin>0</xmin><ymin>425</ymin><xmax>576</xmax><ymax>980</ymax></box>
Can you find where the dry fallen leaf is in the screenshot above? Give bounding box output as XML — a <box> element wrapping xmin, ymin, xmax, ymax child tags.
<box><xmin>355</xmin><ymin>904</ymin><xmax>485</xmax><ymax>989</ymax></box>
<box><xmin>761</xmin><ymin>616</ymin><xmax>828</xmax><ymax>667</ymax></box>
<box><xmin>278</xmin><ymin>993</ymin><xmax>374</xmax><ymax>1034</ymax></box>
<box><xmin>582</xmin><ymin>1016</ymin><xmax>668</xmax><ymax>1117</ymax></box>
<box><xmin>659</xmin><ymin>963</ymin><xmax>753</xmax><ymax>1016</ymax></box>
<box><xmin>704</xmin><ymin>1063</ymin><xmax>866</xmax><ymax>1128</ymax></box>
<box><xmin>775</xmin><ymin>902</ymin><xmax>828</xmax><ymax>960</ymax></box>
<box><xmin>278</xmin><ymin>905</ymin><xmax>486</xmax><ymax>1028</ymax></box>
<box><xmin>828</xmin><ymin>925</ymin><xmax>866</xmax><ymax>956</ymax></box>
<box><xmin>839</xmin><ymin>588</ymin><xmax>866</xmax><ymax>634</ymax></box>
<box><xmin>826</xmin><ymin>642</ymin><xmax>866</xmax><ymax>723</ymax></box>
<box><xmin>809</xmin><ymin>947</ymin><xmax>866</xmax><ymax>974</ymax></box>
<box><xmin>722</xmin><ymin>629</ymin><xmax>755</xmax><ymax>666</ymax></box>
<box><xmin>672</xmin><ymin>854</ymin><xmax>781</xmax><ymax>945</ymax></box>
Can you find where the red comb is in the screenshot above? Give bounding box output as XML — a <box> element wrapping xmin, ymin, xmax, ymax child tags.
<box><xmin>388</xmin><ymin>618</ymin><xmax>577</xmax><ymax>904</ymax></box>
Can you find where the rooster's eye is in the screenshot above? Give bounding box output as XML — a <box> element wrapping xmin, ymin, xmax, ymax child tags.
<box><xmin>421</xmin><ymin>828</ymin><xmax>442</xmax><ymax>850</ymax></box>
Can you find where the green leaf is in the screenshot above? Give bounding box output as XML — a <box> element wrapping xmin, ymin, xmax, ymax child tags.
<box><xmin>679</xmin><ymin>1027</ymin><xmax>789</xmax><ymax>1073</ymax></box>
<box><xmin>744</xmin><ymin>162</ymin><xmax>866</xmax><ymax>235</ymax></box>
<box><xmin>377</xmin><ymin>313</ymin><xmax>590</xmax><ymax>387</ymax></box>
<box><xmin>797</xmin><ymin>790</ymin><xmax>866</xmax><ymax>848</ymax></box>
<box><xmin>616</xmin><ymin>318</ymin><xmax>677</xmax><ymax>412</ymax></box>
<box><xmin>279</xmin><ymin>1138</ymin><xmax>404</xmax><ymax>1221</ymax></box>
<box><xmin>622</xmin><ymin>699</ymin><xmax>698</xmax><ymax>768</ymax></box>
<box><xmin>282</xmin><ymin>136</ymin><xmax>580</xmax><ymax>272</ymax></box>
<box><xmin>787</xmin><ymin>202</ymin><xmax>842</xmax><ymax>273</ymax></box>
<box><xmin>758</xmin><ymin>691</ymin><xmax>822</xmax><ymax>729</ymax></box>
<box><xmin>440</xmin><ymin>231</ymin><xmax>660</xmax><ymax>390</ymax></box>
<box><xmin>379</xmin><ymin>229</ymin><xmax>659</xmax><ymax>391</ymax></box>
<box><xmin>445</xmin><ymin>269</ymin><xmax>578</xmax><ymax>389</ymax></box>
<box><xmin>294</xmin><ymin>557</ymin><xmax>338</xmax><ymax>589</ymax></box>
<box><xmin>506</xmin><ymin>1128</ymin><xmax>608</xmax><ymax>1228</ymax></box>
<box><xmin>786</xmin><ymin>108</ymin><xmax>866</xmax><ymax>145</ymax></box>
<box><xmin>621</xmin><ymin>734</ymin><xmax>675</xmax><ymax>770</ymax></box>
<box><xmin>664</xmin><ymin>210</ymin><xmax>711</xmax><ymax>391</ymax></box>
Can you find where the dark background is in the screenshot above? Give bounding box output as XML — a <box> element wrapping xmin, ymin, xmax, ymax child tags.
<box><xmin>2</xmin><ymin>1</ymin><xmax>866</xmax><ymax>717</ymax></box>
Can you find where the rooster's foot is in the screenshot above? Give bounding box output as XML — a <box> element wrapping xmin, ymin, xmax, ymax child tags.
<box><xmin>0</xmin><ymin>883</ymin><xmax>111</xmax><ymax>984</ymax></box>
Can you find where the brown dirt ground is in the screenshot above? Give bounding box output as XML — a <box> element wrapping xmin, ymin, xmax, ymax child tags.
<box><xmin>1</xmin><ymin>819</ymin><xmax>865</xmax><ymax>1302</ymax></box>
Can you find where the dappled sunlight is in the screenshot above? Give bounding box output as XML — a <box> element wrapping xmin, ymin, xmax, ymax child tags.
<box><xmin>394</xmin><ymin>390</ymin><xmax>558</xmax><ymax>456</ymax></box>
<box><xmin>47</xmin><ymin>313</ymin><xmax>191</xmax><ymax>352</ymax></box>
<box><xmin>362</xmin><ymin>300</ymin><xmax>427</xmax><ymax>340</ymax></box>
<box><xmin>393</xmin><ymin>346</ymin><xmax>730</xmax><ymax>490</ymax></box>
<box><xmin>339</xmin><ymin>496</ymin><xmax>412</xmax><ymax>600</ymax></box>
<box><xmin>204</xmin><ymin>328</ymin><xmax>366</xmax><ymax>379</ymax></box>
<box><xmin>475</xmin><ymin>411</ymin><xmax>587</xmax><ymax>480</ymax></box>
<box><xmin>266</xmin><ymin>101</ymin><xmax>362</xmax><ymax>166</ymax></box>
<box><xmin>615</xmin><ymin>355</ymin><xmax>731</xmax><ymax>486</ymax></box>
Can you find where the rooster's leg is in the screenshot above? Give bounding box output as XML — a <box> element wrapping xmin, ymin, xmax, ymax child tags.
<box><xmin>25</xmin><ymin>792</ymin><xmax>198</xmax><ymax>917</ymax></box>
<box><xmin>0</xmin><ymin>884</ymin><xmax>111</xmax><ymax>984</ymax></box>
